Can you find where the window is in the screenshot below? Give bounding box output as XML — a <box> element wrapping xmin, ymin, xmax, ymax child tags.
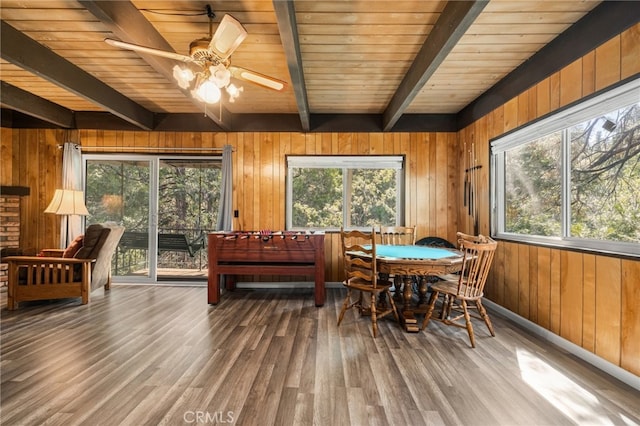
<box><xmin>491</xmin><ymin>78</ymin><xmax>640</xmax><ymax>256</ymax></box>
<box><xmin>286</xmin><ymin>156</ymin><xmax>404</xmax><ymax>230</ymax></box>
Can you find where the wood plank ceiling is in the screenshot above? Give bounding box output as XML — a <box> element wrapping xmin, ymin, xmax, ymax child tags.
<box><xmin>1</xmin><ymin>0</ymin><xmax>635</xmax><ymax>132</ymax></box>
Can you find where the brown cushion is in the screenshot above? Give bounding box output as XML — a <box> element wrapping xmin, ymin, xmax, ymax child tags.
<box><xmin>75</xmin><ymin>224</ymin><xmax>111</xmax><ymax>260</ymax></box>
<box><xmin>63</xmin><ymin>235</ymin><xmax>84</xmax><ymax>258</ymax></box>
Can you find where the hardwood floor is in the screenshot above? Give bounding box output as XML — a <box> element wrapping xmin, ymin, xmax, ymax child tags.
<box><xmin>1</xmin><ymin>285</ymin><xmax>638</xmax><ymax>426</ymax></box>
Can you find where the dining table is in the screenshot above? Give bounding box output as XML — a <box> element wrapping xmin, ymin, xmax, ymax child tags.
<box><xmin>351</xmin><ymin>244</ymin><xmax>466</xmax><ymax>332</ymax></box>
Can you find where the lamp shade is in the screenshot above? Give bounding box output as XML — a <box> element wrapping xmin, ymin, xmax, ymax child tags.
<box><xmin>44</xmin><ymin>189</ymin><xmax>89</xmax><ymax>216</ymax></box>
<box><xmin>172</xmin><ymin>65</ymin><xmax>195</xmax><ymax>89</ymax></box>
<box><xmin>194</xmin><ymin>80</ymin><xmax>221</xmax><ymax>104</ymax></box>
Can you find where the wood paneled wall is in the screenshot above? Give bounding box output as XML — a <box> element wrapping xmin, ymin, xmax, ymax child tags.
<box><xmin>1</xmin><ymin>128</ymin><xmax>459</xmax><ymax>284</ymax></box>
<box><xmin>1</xmin><ymin>24</ymin><xmax>638</xmax><ymax>378</ymax></box>
<box><xmin>458</xmin><ymin>23</ymin><xmax>640</xmax><ymax>376</ymax></box>
<box><xmin>0</xmin><ymin>127</ymin><xmax>71</xmax><ymax>252</ymax></box>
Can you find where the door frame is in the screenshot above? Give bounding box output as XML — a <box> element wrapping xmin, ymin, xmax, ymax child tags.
<box><xmin>83</xmin><ymin>153</ymin><xmax>221</xmax><ymax>284</ymax></box>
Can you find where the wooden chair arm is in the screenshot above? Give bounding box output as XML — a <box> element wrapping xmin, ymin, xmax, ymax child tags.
<box><xmin>39</xmin><ymin>249</ymin><xmax>66</xmax><ymax>257</ymax></box>
<box><xmin>3</xmin><ymin>256</ymin><xmax>95</xmax><ymax>265</ymax></box>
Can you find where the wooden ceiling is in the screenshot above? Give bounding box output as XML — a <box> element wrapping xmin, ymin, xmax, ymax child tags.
<box><xmin>1</xmin><ymin>1</ymin><xmax>636</xmax><ymax>132</ymax></box>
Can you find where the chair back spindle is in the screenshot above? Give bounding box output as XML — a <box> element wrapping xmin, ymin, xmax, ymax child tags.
<box><xmin>457</xmin><ymin>236</ymin><xmax>497</xmax><ymax>299</ymax></box>
<box><xmin>379</xmin><ymin>226</ymin><xmax>416</xmax><ymax>246</ymax></box>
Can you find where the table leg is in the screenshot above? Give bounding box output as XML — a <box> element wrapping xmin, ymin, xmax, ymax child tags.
<box><xmin>207</xmin><ymin>271</ymin><xmax>221</xmax><ymax>304</ymax></box>
<box><xmin>401</xmin><ymin>275</ymin><xmax>419</xmax><ymax>332</ymax></box>
<box><xmin>412</xmin><ymin>276</ymin><xmax>434</xmax><ymax>319</ymax></box>
<box><xmin>377</xmin><ymin>273</ymin><xmax>390</xmax><ymax>308</ymax></box>
<box><xmin>314</xmin><ymin>263</ymin><xmax>325</xmax><ymax>307</ymax></box>
<box><xmin>377</xmin><ymin>291</ymin><xmax>388</xmax><ymax>310</ymax></box>
<box><xmin>393</xmin><ymin>276</ymin><xmax>403</xmax><ymax>301</ymax></box>
<box><xmin>417</xmin><ymin>276</ymin><xmax>429</xmax><ymax>307</ymax></box>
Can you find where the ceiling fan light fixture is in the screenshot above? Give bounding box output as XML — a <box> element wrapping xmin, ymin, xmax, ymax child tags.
<box><xmin>226</xmin><ymin>84</ymin><xmax>243</xmax><ymax>103</ymax></box>
<box><xmin>210</xmin><ymin>64</ymin><xmax>231</xmax><ymax>88</ymax></box>
<box><xmin>105</xmin><ymin>10</ymin><xmax>284</xmax><ymax>107</ymax></box>
<box><xmin>173</xmin><ymin>65</ymin><xmax>195</xmax><ymax>89</ymax></box>
<box><xmin>194</xmin><ymin>80</ymin><xmax>221</xmax><ymax>104</ymax></box>
<box><xmin>210</xmin><ymin>14</ymin><xmax>247</xmax><ymax>59</ymax></box>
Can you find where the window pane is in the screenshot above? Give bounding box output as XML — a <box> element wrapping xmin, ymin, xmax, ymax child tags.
<box><xmin>505</xmin><ymin>132</ymin><xmax>562</xmax><ymax>236</ymax></box>
<box><xmin>85</xmin><ymin>160</ymin><xmax>151</xmax><ymax>278</ymax></box>
<box><xmin>570</xmin><ymin>103</ymin><xmax>640</xmax><ymax>243</ymax></box>
<box><xmin>157</xmin><ymin>159</ymin><xmax>221</xmax><ymax>274</ymax></box>
<box><xmin>349</xmin><ymin>169</ymin><xmax>397</xmax><ymax>227</ymax></box>
<box><xmin>288</xmin><ymin>156</ymin><xmax>403</xmax><ymax>230</ymax></box>
<box><xmin>291</xmin><ymin>167</ymin><xmax>343</xmax><ymax>227</ymax></box>
<box><xmin>86</xmin><ymin>160</ymin><xmax>150</xmax><ymax>229</ymax></box>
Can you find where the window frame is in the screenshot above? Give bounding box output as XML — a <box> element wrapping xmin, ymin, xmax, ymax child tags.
<box><xmin>491</xmin><ymin>77</ymin><xmax>640</xmax><ymax>258</ymax></box>
<box><xmin>286</xmin><ymin>155</ymin><xmax>405</xmax><ymax>231</ymax></box>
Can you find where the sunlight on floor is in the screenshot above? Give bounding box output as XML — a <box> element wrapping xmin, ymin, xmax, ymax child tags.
<box><xmin>517</xmin><ymin>348</ymin><xmax>619</xmax><ymax>426</ymax></box>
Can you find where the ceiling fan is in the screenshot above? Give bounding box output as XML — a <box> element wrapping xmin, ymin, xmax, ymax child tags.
<box><xmin>104</xmin><ymin>5</ymin><xmax>286</xmax><ymax>104</ymax></box>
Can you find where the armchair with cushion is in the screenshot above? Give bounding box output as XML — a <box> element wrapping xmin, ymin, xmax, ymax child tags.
<box><xmin>4</xmin><ymin>223</ymin><xmax>125</xmax><ymax>310</ymax></box>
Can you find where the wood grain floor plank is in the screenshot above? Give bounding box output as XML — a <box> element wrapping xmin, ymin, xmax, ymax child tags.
<box><xmin>1</xmin><ymin>285</ymin><xmax>638</xmax><ymax>426</ymax></box>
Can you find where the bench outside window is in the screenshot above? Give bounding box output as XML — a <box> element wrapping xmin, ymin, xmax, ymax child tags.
<box><xmin>118</xmin><ymin>231</ymin><xmax>206</xmax><ymax>257</ymax></box>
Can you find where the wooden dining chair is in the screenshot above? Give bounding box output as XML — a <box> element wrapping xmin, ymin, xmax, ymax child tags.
<box><xmin>421</xmin><ymin>232</ymin><xmax>497</xmax><ymax>347</ymax></box>
<box><xmin>415</xmin><ymin>235</ymin><xmax>457</xmax><ymax>286</ymax></box>
<box><xmin>415</xmin><ymin>235</ymin><xmax>456</xmax><ymax>249</ymax></box>
<box><xmin>379</xmin><ymin>225</ymin><xmax>416</xmax><ymax>245</ymax></box>
<box><xmin>455</xmin><ymin>231</ymin><xmax>487</xmax><ymax>245</ymax></box>
<box><xmin>378</xmin><ymin>225</ymin><xmax>416</xmax><ymax>298</ymax></box>
<box><xmin>338</xmin><ymin>227</ymin><xmax>399</xmax><ymax>338</ymax></box>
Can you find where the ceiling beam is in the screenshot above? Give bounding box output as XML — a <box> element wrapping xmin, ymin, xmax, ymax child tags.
<box><xmin>79</xmin><ymin>0</ymin><xmax>230</xmax><ymax>131</ymax></box>
<box><xmin>2</xmin><ymin>110</ymin><xmax>460</xmax><ymax>133</ymax></box>
<box><xmin>0</xmin><ymin>81</ymin><xmax>75</xmax><ymax>128</ymax></box>
<box><xmin>273</xmin><ymin>0</ymin><xmax>310</xmax><ymax>131</ymax></box>
<box><xmin>0</xmin><ymin>20</ymin><xmax>155</xmax><ymax>130</ymax></box>
<box><xmin>382</xmin><ymin>0</ymin><xmax>488</xmax><ymax>131</ymax></box>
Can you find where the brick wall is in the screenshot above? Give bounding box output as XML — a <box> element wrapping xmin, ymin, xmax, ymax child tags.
<box><xmin>0</xmin><ymin>194</ymin><xmax>22</xmax><ymax>286</ymax></box>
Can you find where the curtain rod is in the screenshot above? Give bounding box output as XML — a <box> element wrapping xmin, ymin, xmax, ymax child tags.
<box><xmin>57</xmin><ymin>144</ymin><xmax>234</xmax><ymax>152</ymax></box>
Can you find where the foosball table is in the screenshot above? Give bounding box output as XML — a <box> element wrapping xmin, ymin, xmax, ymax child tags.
<box><xmin>207</xmin><ymin>231</ymin><xmax>325</xmax><ymax>306</ymax></box>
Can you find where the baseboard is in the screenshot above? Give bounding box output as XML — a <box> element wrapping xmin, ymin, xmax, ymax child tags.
<box><xmin>112</xmin><ymin>281</ymin><xmax>344</xmax><ymax>289</ymax></box>
<box><xmin>236</xmin><ymin>281</ymin><xmax>343</xmax><ymax>289</ymax></box>
<box><xmin>483</xmin><ymin>299</ymin><xmax>640</xmax><ymax>392</ymax></box>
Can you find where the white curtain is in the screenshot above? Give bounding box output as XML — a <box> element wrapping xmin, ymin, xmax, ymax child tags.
<box><xmin>59</xmin><ymin>142</ymin><xmax>83</xmax><ymax>247</ymax></box>
<box><xmin>216</xmin><ymin>145</ymin><xmax>233</xmax><ymax>231</ymax></box>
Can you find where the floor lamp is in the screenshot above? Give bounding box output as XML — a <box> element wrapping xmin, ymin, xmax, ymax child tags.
<box><xmin>44</xmin><ymin>189</ymin><xmax>89</xmax><ymax>248</ymax></box>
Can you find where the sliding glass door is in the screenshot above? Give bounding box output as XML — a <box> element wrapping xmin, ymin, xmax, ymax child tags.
<box><xmin>84</xmin><ymin>155</ymin><xmax>221</xmax><ymax>283</ymax></box>
<box><xmin>156</xmin><ymin>158</ymin><xmax>220</xmax><ymax>280</ymax></box>
<box><xmin>85</xmin><ymin>157</ymin><xmax>153</xmax><ymax>281</ymax></box>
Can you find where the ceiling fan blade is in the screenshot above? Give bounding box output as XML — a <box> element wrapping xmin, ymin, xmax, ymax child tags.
<box><xmin>208</xmin><ymin>14</ymin><xmax>248</xmax><ymax>60</ymax></box>
<box><xmin>105</xmin><ymin>38</ymin><xmax>194</xmax><ymax>63</ymax></box>
<box><xmin>229</xmin><ymin>66</ymin><xmax>287</xmax><ymax>91</ymax></box>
